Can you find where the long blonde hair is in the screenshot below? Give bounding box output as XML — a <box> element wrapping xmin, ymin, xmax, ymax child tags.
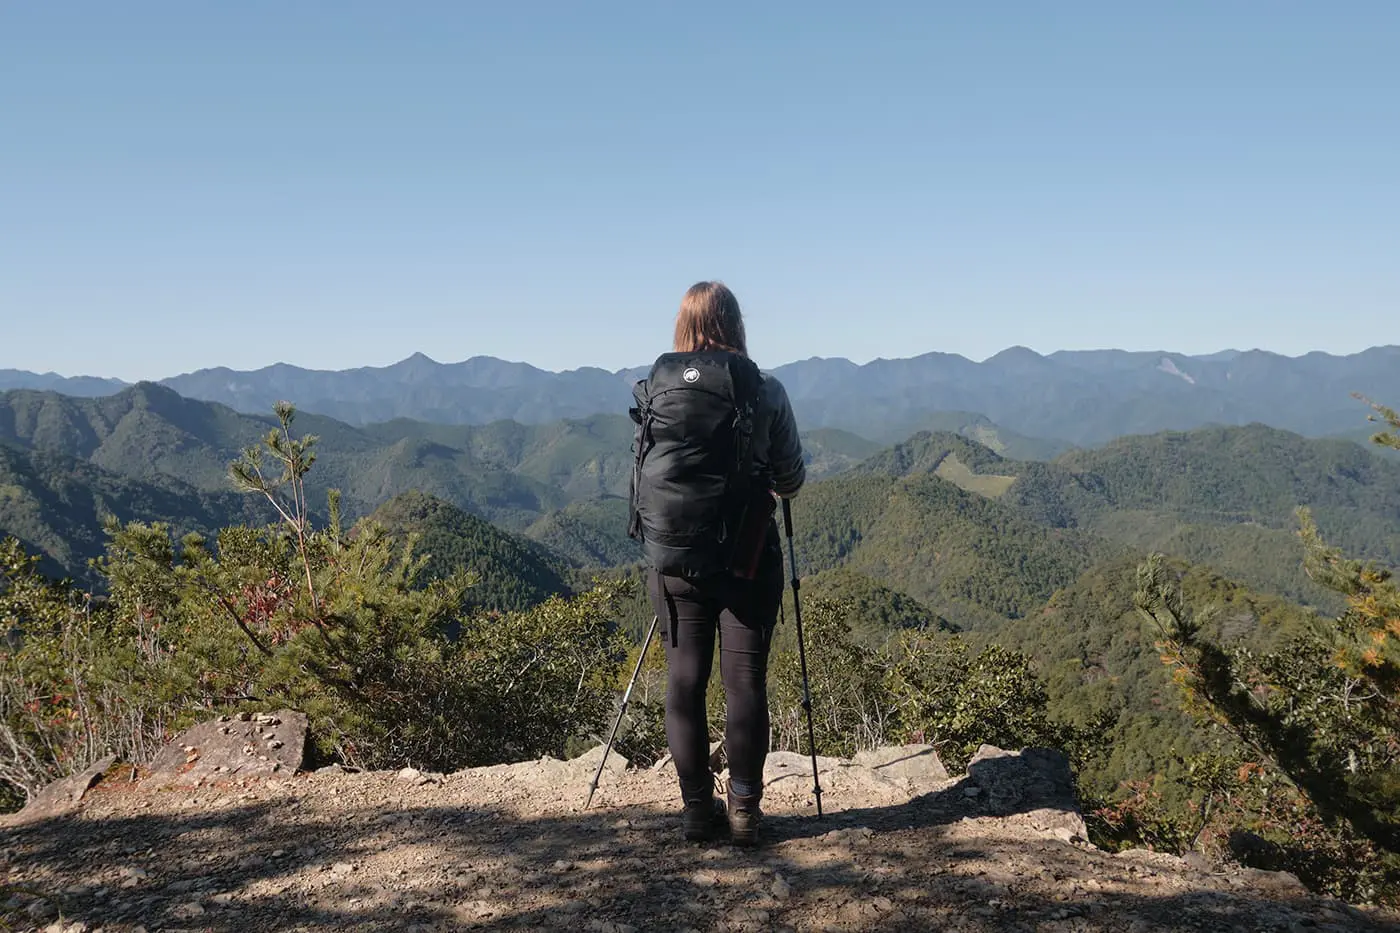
<box><xmin>673</xmin><ymin>281</ymin><xmax>748</xmax><ymax>356</ymax></box>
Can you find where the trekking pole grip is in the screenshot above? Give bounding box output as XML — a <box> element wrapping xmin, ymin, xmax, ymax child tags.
<box><xmin>782</xmin><ymin>495</ymin><xmax>794</xmax><ymax>539</ymax></box>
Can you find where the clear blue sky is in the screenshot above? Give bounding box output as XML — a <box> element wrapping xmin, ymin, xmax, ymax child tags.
<box><xmin>2</xmin><ymin>2</ymin><xmax>1396</xmax><ymax>380</ymax></box>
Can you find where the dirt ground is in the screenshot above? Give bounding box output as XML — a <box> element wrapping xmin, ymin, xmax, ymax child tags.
<box><xmin>4</xmin><ymin>745</ymin><xmax>1398</xmax><ymax>933</ymax></box>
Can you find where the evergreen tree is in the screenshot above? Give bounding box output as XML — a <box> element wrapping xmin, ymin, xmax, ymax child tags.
<box><xmin>1132</xmin><ymin>396</ymin><xmax>1400</xmax><ymax>900</ymax></box>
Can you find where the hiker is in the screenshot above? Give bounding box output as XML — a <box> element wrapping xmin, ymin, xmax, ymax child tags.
<box><xmin>628</xmin><ymin>280</ymin><xmax>806</xmax><ymax>845</ymax></box>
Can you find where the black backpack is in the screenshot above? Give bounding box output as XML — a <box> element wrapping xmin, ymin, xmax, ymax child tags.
<box><xmin>628</xmin><ymin>350</ymin><xmax>765</xmax><ymax>578</ymax></box>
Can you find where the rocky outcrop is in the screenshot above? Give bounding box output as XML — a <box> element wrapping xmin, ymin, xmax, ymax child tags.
<box><xmin>853</xmin><ymin>743</ymin><xmax>949</xmax><ymax>785</ymax></box>
<box><xmin>964</xmin><ymin>743</ymin><xmax>1088</xmax><ymax>843</ymax></box>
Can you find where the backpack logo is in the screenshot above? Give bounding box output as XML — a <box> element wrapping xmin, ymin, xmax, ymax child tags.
<box><xmin>683</xmin><ymin>367</ymin><xmax>700</xmax><ymax>383</ymax></box>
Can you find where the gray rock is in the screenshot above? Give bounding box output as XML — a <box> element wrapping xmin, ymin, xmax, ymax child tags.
<box><xmin>168</xmin><ymin>901</ymin><xmax>206</xmax><ymax>920</ymax></box>
<box><xmin>145</xmin><ymin>710</ymin><xmax>307</xmax><ymax>786</ymax></box>
<box><xmin>119</xmin><ymin>866</ymin><xmax>151</xmax><ymax>888</ymax></box>
<box><xmin>965</xmin><ymin>745</ymin><xmax>1088</xmax><ymax>843</ymax></box>
<box><xmin>26</xmin><ymin>899</ymin><xmax>59</xmax><ymax>921</ymax></box>
<box><xmin>967</xmin><ymin>745</ymin><xmax>1074</xmax><ymax>811</ymax></box>
<box><xmin>570</xmin><ymin>744</ymin><xmax>631</xmax><ymax>778</ymax></box>
<box><xmin>43</xmin><ymin>923</ymin><xmax>90</xmax><ymax>933</ymax></box>
<box><xmin>853</xmin><ymin>744</ymin><xmax>949</xmax><ymax>786</ymax></box>
<box><xmin>1182</xmin><ymin>851</ymin><xmax>1214</xmax><ymax>873</ymax></box>
<box><xmin>8</xmin><ymin>754</ymin><xmax>118</xmax><ymax>825</ymax></box>
<box><xmin>1236</xmin><ymin>867</ymin><xmax>1309</xmax><ymax>894</ymax></box>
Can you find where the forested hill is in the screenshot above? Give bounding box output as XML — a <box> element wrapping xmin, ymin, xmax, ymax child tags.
<box><xmin>5</xmin><ymin>381</ymin><xmax>1400</xmax><ymax>621</ymax></box>
<box><xmin>1035</xmin><ymin>424</ymin><xmax>1400</xmax><ymax>555</ymax></box>
<box><xmin>786</xmin><ymin>467</ymin><xmax>1115</xmax><ymax>631</ymax></box>
<box><xmin>368</xmin><ymin>491</ymin><xmax>573</xmax><ymax>612</ymax></box>
<box><xmin>844</xmin><ymin>424</ymin><xmax>1400</xmax><ymax>612</ymax></box>
<box><xmin>8</xmin><ymin>378</ymin><xmax>1400</xmax><ymax>616</ymax></box>
<box><xmin>992</xmin><ymin>554</ymin><xmax>1323</xmax><ymax>806</ymax></box>
<box><xmin>0</xmin><ymin>383</ymin><xmax>607</xmax><ymax>528</ymax></box>
<box><xmin>0</xmin><ymin>441</ymin><xmax>276</xmax><ymax>585</ymax></box>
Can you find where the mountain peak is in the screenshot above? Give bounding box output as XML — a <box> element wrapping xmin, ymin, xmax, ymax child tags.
<box><xmin>988</xmin><ymin>345</ymin><xmax>1043</xmax><ymax>360</ymax></box>
<box><xmin>386</xmin><ymin>352</ymin><xmax>443</xmax><ymax>377</ymax></box>
<box><xmin>120</xmin><ymin>380</ymin><xmax>188</xmax><ymax>409</ymax></box>
<box><xmin>984</xmin><ymin>345</ymin><xmax>1052</xmax><ymax>371</ymax></box>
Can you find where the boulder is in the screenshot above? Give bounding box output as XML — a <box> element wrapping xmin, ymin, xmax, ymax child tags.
<box><xmin>570</xmin><ymin>743</ymin><xmax>630</xmax><ymax>780</ymax></box>
<box><xmin>761</xmin><ymin>750</ymin><xmax>848</xmax><ymax>790</ymax></box>
<box><xmin>6</xmin><ymin>754</ymin><xmax>117</xmax><ymax>825</ymax></box>
<box><xmin>965</xmin><ymin>745</ymin><xmax>1087</xmax><ymax>843</ymax></box>
<box><xmin>853</xmin><ymin>744</ymin><xmax>949</xmax><ymax>792</ymax></box>
<box><xmin>446</xmin><ymin>744</ymin><xmax>635</xmax><ymax>807</ymax></box>
<box><xmin>144</xmin><ymin>709</ymin><xmax>308</xmax><ymax>787</ymax></box>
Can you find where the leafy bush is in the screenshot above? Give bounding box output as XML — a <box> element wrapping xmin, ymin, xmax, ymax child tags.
<box><xmin>764</xmin><ymin>591</ymin><xmax>1090</xmax><ymax>770</ymax></box>
<box><xmin>769</xmin><ymin>595</ymin><xmax>897</xmax><ymax>757</ymax></box>
<box><xmin>0</xmin><ymin>535</ymin><xmax>198</xmax><ymax>799</ymax></box>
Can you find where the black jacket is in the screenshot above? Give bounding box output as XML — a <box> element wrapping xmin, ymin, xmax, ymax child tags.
<box><xmin>750</xmin><ymin>371</ymin><xmax>806</xmax><ymax>498</ymax></box>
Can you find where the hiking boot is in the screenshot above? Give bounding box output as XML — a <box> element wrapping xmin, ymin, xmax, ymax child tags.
<box><xmin>727</xmin><ymin>789</ymin><xmax>763</xmax><ymax>847</ymax></box>
<box><xmin>682</xmin><ymin>795</ymin><xmax>728</xmax><ymax>842</ymax></box>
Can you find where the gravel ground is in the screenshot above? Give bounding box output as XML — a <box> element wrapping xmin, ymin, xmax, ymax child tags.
<box><xmin>3</xmin><ymin>746</ymin><xmax>1397</xmax><ymax>933</ymax></box>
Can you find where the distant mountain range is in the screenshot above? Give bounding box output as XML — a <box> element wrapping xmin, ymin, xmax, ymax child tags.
<box><xmin>4</xmin><ymin>345</ymin><xmax>1398</xmax><ymax>446</ymax></box>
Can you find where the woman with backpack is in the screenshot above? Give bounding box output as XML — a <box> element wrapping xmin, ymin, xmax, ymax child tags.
<box><xmin>628</xmin><ymin>280</ymin><xmax>806</xmax><ymax>845</ymax></box>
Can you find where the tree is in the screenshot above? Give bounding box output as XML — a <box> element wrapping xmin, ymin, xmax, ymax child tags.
<box><xmin>1132</xmin><ymin>396</ymin><xmax>1400</xmax><ymax>900</ymax></box>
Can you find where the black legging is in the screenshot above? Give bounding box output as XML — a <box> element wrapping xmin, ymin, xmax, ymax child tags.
<box><xmin>647</xmin><ymin>530</ymin><xmax>784</xmax><ymax>797</ymax></box>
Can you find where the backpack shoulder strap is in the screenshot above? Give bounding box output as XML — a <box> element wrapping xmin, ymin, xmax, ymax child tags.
<box><xmin>725</xmin><ymin>353</ymin><xmax>764</xmax><ymax>488</ymax></box>
<box><xmin>627</xmin><ymin>374</ymin><xmax>655</xmax><ymax>540</ymax></box>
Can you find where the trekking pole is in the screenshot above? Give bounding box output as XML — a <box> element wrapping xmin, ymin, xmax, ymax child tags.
<box><xmin>586</xmin><ymin>613</ymin><xmax>660</xmax><ymax>810</ymax></box>
<box><xmin>781</xmin><ymin>497</ymin><xmax>824</xmax><ymax>819</ymax></box>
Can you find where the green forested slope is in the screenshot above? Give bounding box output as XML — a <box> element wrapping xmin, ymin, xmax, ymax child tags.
<box><xmin>0</xmin><ymin>385</ymin><xmax>609</xmax><ymax>529</ymax></box>
<box><xmin>367</xmin><ymin>491</ymin><xmax>573</xmax><ymax>611</ymax></box>
<box><xmin>844</xmin><ymin>425</ymin><xmax>1400</xmax><ymax>614</ymax></box>
<box><xmin>522</xmin><ymin>495</ymin><xmax>640</xmax><ymax>569</ymax></box>
<box><xmin>788</xmin><ymin>470</ymin><xmax>1113</xmax><ymax>630</ymax></box>
<box><xmin>797</xmin><ymin>567</ymin><xmax>955</xmax><ymax>644</ymax></box>
<box><xmin>996</xmin><ymin>555</ymin><xmax>1320</xmax><ymax>806</ymax></box>
<box><xmin>1025</xmin><ymin>424</ymin><xmax>1400</xmax><ymax>560</ymax></box>
<box><xmin>0</xmin><ymin>442</ymin><xmax>275</xmax><ymax>583</ymax></box>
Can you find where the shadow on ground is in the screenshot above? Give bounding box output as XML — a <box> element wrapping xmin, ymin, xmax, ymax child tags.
<box><xmin>4</xmin><ymin>775</ymin><xmax>1396</xmax><ymax>933</ymax></box>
